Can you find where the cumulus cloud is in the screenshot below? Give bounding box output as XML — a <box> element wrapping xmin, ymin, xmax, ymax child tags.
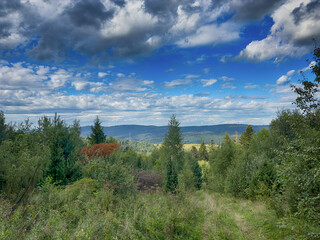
<box><xmin>0</xmin><ymin>0</ymin><xmax>259</xmax><ymax>61</ymax></box>
<box><xmin>177</xmin><ymin>22</ymin><xmax>239</xmax><ymax>47</ymax></box>
<box><xmin>238</xmin><ymin>0</ymin><xmax>320</xmax><ymax>61</ymax></box>
<box><xmin>98</xmin><ymin>72</ymin><xmax>108</xmax><ymax>77</ymax></box>
<box><xmin>276</xmin><ymin>69</ymin><xmax>295</xmax><ymax>85</ymax></box>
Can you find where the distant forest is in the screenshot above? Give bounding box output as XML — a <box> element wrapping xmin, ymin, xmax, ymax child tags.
<box><xmin>81</xmin><ymin>124</ymin><xmax>268</xmax><ymax>144</ymax></box>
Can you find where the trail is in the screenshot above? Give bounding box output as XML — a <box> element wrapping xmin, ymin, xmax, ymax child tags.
<box><xmin>194</xmin><ymin>192</ymin><xmax>267</xmax><ymax>240</ymax></box>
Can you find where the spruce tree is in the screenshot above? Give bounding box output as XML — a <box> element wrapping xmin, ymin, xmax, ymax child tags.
<box><xmin>191</xmin><ymin>145</ymin><xmax>198</xmax><ymax>159</ymax></box>
<box><xmin>166</xmin><ymin>156</ymin><xmax>178</xmax><ymax>193</ymax></box>
<box><xmin>88</xmin><ymin>116</ymin><xmax>106</xmax><ymax>145</ymax></box>
<box><xmin>193</xmin><ymin>161</ymin><xmax>202</xmax><ymax>190</ymax></box>
<box><xmin>162</xmin><ymin>114</ymin><xmax>183</xmax><ymax>193</ymax></box>
<box><xmin>198</xmin><ymin>139</ymin><xmax>209</xmax><ymax>161</ymax></box>
<box><xmin>239</xmin><ymin>125</ymin><xmax>254</xmax><ymax>148</ymax></box>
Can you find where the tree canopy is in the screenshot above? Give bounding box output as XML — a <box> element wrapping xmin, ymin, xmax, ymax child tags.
<box><xmin>88</xmin><ymin>116</ymin><xmax>106</xmax><ymax>145</ymax></box>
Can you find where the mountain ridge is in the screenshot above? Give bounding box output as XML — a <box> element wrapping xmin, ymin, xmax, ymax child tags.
<box><xmin>81</xmin><ymin>124</ymin><xmax>269</xmax><ymax>144</ymax></box>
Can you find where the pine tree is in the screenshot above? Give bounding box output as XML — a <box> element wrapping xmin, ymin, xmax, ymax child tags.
<box><xmin>198</xmin><ymin>139</ymin><xmax>209</xmax><ymax>161</ymax></box>
<box><xmin>88</xmin><ymin>116</ymin><xmax>106</xmax><ymax>145</ymax></box>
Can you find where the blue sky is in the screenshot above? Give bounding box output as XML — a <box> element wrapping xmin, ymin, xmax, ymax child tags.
<box><xmin>0</xmin><ymin>0</ymin><xmax>319</xmax><ymax>126</ymax></box>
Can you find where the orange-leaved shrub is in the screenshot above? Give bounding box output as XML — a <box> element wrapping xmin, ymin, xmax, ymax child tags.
<box><xmin>81</xmin><ymin>143</ymin><xmax>120</xmax><ymax>160</ymax></box>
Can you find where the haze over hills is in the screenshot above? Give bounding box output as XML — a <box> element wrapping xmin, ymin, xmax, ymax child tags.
<box><xmin>81</xmin><ymin>124</ymin><xmax>269</xmax><ymax>144</ymax></box>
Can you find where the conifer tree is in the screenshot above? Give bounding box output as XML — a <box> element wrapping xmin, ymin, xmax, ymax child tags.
<box><xmin>88</xmin><ymin>116</ymin><xmax>106</xmax><ymax>145</ymax></box>
<box><xmin>239</xmin><ymin>125</ymin><xmax>254</xmax><ymax>148</ymax></box>
<box><xmin>162</xmin><ymin>114</ymin><xmax>183</xmax><ymax>193</ymax></box>
<box><xmin>191</xmin><ymin>145</ymin><xmax>198</xmax><ymax>159</ymax></box>
<box><xmin>198</xmin><ymin>139</ymin><xmax>209</xmax><ymax>161</ymax></box>
<box><xmin>193</xmin><ymin>160</ymin><xmax>202</xmax><ymax>189</ymax></box>
<box><xmin>209</xmin><ymin>139</ymin><xmax>215</xmax><ymax>152</ymax></box>
<box><xmin>166</xmin><ymin>156</ymin><xmax>178</xmax><ymax>193</ymax></box>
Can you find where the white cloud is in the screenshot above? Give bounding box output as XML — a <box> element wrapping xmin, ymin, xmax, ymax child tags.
<box><xmin>201</xmin><ymin>79</ymin><xmax>217</xmax><ymax>87</ymax></box>
<box><xmin>48</xmin><ymin>69</ymin><xmax>71</xmax><ymax>89</ymax></box>
<box><xmin>287</xmin><ymin>70</ymin><xmax>295</xmax><ymax>76</ymax></box>
<box><xmin>276</xmin><ymin>75</ymin><xmax>289</xmax><ymax>85</ymax></box>
<box><xmin>98</xmin><ymin>72</ymin><xmax>108</xmax><ymax>78</ymax></box>
<box><xmin>185</xmin><ymin>74</ymin><xmax>201</xmax><ymax>79</ymax></box>
<box><xmin>164</xmin><ymin>79</ymin><xmax>192</xmax><ymax>89</ymax></box>
<box><xmin>244</xmin><ymin>83</ymin><xmax>259</xmax><ymax>89</ymax></box>
<box><xmin>276</xmin><ymin>69</ymin><xmax>295</xmax><ymax>85</ymax></box>
<box><xmin>238</xmin><ymin>0</ymin><xmax>320</xmax><ymax>61</ymax></box>
<box><xmin>72</xmin><ymin>81</ymin><xmax>105</xmax><ymax>92</ymax></box>
<box><xmin>117</xmin><ymin>73</ymin><xmax>125</xmax><ymax>78</ymax></box>
<box><xmin>221</xmin><ymin>82</ymin><xmax>236</xmax><ymax>89</ymax></box>
<box><xmin>299</xmin><ymin>61</ymin><xmax>316</xmax><ymax>72</ymax></box>
<box><xmin>177</xmin><ymin>22</ymin><xmax>239</xmax><ymax>47</ymax></box>
<box><xmin>220</xmin><ymin>76</ymin><xmax>234</xmax><ymax>81</ymax></box>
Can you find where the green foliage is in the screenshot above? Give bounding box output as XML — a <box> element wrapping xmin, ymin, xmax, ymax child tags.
<box><xmin>1</xmin><ymin>184</ymin><xmax>205</xmax><ymax>240</ymax></box>
<box><xmin>162</xmin><ymin>114</ymin><xmax>183</xmax><ymax>167</ymax></box>
<box><xmin>239</xmin><ymin>125</ymin><xmax>254</xmax><ymax>148</ymax></box>
<box><xmin>293</xmin><ymin>45</ymin><xmax>320</xmax><ymax>114</ymax></box>
<box><xmin>118</xmin><ymin>138</ymin><xmax>156</xmax><ymax>153</ymax></box>
<box><xmin>198</xmin><ymin>139</ymin><xmax>209</xmax><ymax>161</ymax></box>
<box><xmin>166</xmin><ymin>157</ymin><xmax>178</xmax><ymax>193</ymax></box>
<box><xmin>38</xmin><ymin>114</ymin><xmax>84</xmax><ymax>184</ymax></box>
<box><xmin>83</xmin><ymin>151</ymin><xmax>135</xmax><ymax>195</ymax></box>
<box><xmin>0</xmin><ymin>131</ymin><xmax>50</xmax><ymax>199</ymax></box>
<box><xmin>161</xmin><ymin>115</ymin><xmax>184</xmax><ymax>193</ymax></box>
<box><xmin>193</xmin><ymin>161</ymin><xmax>202</xmax><ymax>190</ymax></box>
<box><xmin>0</xmin><ymin>111</ymin><xmax>6</xmax><ymax>144</ymax></box>
<box><xmin>88</xmin><ymin>116</ymin><xmax>106</xmax><ymax>145</ymax></box>
<box><xmin>190</xmin><ymin>145</ymin><xmax>198</xmax><ymax>159</ymax></box>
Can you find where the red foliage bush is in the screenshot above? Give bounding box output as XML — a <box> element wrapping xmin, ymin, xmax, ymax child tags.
<box><xmin>81</xmin><ymin>143</ymin><xmax>120</xmax><ymax>159</ymax></box>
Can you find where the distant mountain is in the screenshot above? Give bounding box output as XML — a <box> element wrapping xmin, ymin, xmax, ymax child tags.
<box><xmin>81</xmin><ymin>124</ymin><xmax>269</xmax><ymax>144</ymax></box>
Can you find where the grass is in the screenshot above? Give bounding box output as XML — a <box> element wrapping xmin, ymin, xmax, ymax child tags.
<box><xmin>1</xmin><ymin>180</ymin><xmax>317</xmax><ymax>239</ymax></box>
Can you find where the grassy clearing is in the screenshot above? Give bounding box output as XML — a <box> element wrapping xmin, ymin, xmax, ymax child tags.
<box><xmin>194</xmin><ymin>192</ymin><xmax>317</xmax><ymax>240</ymax></box>
<box><xmin>0</xmin><ymin>181</ymin><xmax>317</xmax><ymax>239</ymax></box>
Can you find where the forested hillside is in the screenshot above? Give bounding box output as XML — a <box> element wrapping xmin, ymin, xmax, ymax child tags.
<box><xmin>81</xmin><ymin>124</ymin><xmax>268</xmax><ymax>144</ymax></box>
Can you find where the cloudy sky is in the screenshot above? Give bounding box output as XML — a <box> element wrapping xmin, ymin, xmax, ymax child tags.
<box><xmin>0</xmin><ymin>0</ymin><xmax>319</xmax><ymax>126</ymax></box>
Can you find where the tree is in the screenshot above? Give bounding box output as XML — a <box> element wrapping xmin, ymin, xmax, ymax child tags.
<box><xmin>292</xmin><ymin>45</ymin><xmax>320</xmax><ymax>115</ymax></box>
<box><xmin>193</xmin><ymin>160</ymin><xmax>202</xmax><ymax>190</ymax></box>
<box><xmin>239</xmin><ymin>125</ymin><xmax>254</xmax><ymax>148</ymax></box>
<box><xmin>198</xmin><ymin>139</ymin><xmax>209</xmax><ymax>161</ymax></box>
<box><xmin>166</xmin><ymin>156</ymin><xmax>178</xmax><ymax>193</ymax></box>
<box><xmin>209</xmin><ymin>139</ymin><xmax>215</xmax><ymax>152</ymax></box>
<box><xmin>190</xmin><ymin>146</ymin><xmax>198</xmax><ymax>159</ymax></box>
<box><xmin>162</xmin><ymin>115</ymin><xmax>183</xmax><ymax>193</ymax></box>
<box><xmin>88</xmin><ymin>116</ymin><xmax>106</xmax><ymax>145</ymax></box>
<box><xmin>0</xmin><ymin>111</ymin><xmax>6</xmax><ymax>144</ymax></box>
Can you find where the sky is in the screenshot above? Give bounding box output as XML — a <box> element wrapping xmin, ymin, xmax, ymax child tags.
<box><xmin>0</xmin><ymin>0</ymin><xmax>319</xmax><ymax>126</ymax></box>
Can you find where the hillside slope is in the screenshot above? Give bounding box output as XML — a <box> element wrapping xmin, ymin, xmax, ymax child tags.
<box><xmin>81</xmin><ymin>124</ymin><xmax>269</xmax><ymax>144</ymax></box>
